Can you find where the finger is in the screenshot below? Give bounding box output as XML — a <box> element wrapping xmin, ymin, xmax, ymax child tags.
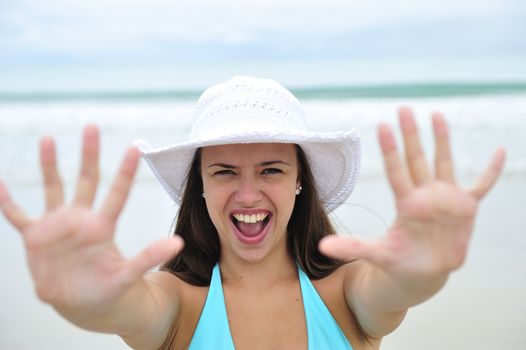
<box><xmin>74</xmin><ymin>125</ymin><xmax>100</xmax><ymax>206</ymax></box>
<box><xmin>121</xmin><ymin>236</ymin><xmax>185</xmax><ymax>281</ymax></box>
<box><xmin>432</xmin><ymin>112</ymin><xmax>456</xmax><ymax>183</ymax></box>
<box><xmin>99</xmin><ymin>147</ymin><xmax>140</xmax><ymax>222</ymax></box>
<box><xmin>319</xmin><ymin>235</ymin><xmax>387</xmax><ymax>266</ymax></box>
<box><xmin>399</xmin><ymin>107</ymin><xmax>431</xmax><ymax>185</ymax></box>
<box><xmin>378</xmin><ymin>122</ymin><xmax>413</xmax><ymax>197</ymax></box>
<box><xmin>0</xmin><ymin>180</ymin><xmax>32</xmax><ymax>232</ymax></box>
<box><xmin>40</xmin><ymin>137</ymin><xmax>64</xmax><ymax>210</ymax></box>
<box><xmin>469</xmin><ymin>148</ymin><xmax>506</xmax><ymax>200</ymax></box>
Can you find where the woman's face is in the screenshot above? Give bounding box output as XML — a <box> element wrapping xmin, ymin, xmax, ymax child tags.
<box><xmin>201</xmin><ymin>143</ymin><xmax>299</xmax><ymax>263</ymax></box>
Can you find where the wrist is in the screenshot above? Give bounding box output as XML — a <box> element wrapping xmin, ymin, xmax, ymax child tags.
<box><xmin>52</xmin><ymin>277</ymin><xmax>150</xmax><ymax>334</ymax></box>
<box><xmin>366</xmin><ymin>263</ymin><xmax>449</xmax><ymax>310</ymax></box>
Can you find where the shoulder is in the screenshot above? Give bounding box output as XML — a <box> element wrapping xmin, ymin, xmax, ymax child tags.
<box><xmin>312</xmin><ymin>262</ymin><xmax>381</xmax><ymax>348</ymax></box>
<box><xmin>312</xmin><ymin>260</ymin><xmax>364</xmax><ymax>297</ymax></box>
<box><xmin>311</xmin><ymin>261</ymin><xmax>363</xmax><ymax>312</ymax></box>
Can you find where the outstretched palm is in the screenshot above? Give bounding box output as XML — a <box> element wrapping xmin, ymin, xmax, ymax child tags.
<box><xmin>321</xmin><ymin>108</ymin><xmax>505</xmax><ymax>282</ymax></box>
<box><xmin>0</xmin><ymin>125</ymin><xmax>183</xmax><ymax>311</ymax></box>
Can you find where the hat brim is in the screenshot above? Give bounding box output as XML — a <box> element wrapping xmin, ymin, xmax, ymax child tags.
<box><xmin>135</xmin><ymin>129</ymin><xmax>360</xmax><ymax>212</ymax></box>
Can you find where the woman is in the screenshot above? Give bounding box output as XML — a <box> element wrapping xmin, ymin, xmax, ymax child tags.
<box><xmin>0</xmin><ymin>76</ymin><xmax>505</xmax><ymax>349</ymax></box>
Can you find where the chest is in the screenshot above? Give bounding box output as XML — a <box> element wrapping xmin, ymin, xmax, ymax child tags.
<box><xmin>224</xmin><ymin>281</ymin><xmax>308</xmax><ymax>350</ymax></box>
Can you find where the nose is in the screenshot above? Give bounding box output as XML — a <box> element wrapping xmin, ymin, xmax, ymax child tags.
<box><xmin>233</xmin><ymin>175</ymin><xmax>262</xmax><ymax>206</ymax></box>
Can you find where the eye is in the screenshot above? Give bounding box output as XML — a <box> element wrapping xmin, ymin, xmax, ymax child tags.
<box><xmin>214</xmin><ymin>169</ymin><xmax>236</xmax><ymax>176</ymax></box>
<box><xmin>261</xmin><ymin>168</ymin><xmax>283</xmax><ymax>175</ymax></box>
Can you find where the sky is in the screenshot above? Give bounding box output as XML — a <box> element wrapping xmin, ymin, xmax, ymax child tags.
<box><xmin>0</xmin><ymin>0</ymin><xmax>525</xmax><ymax>92</ymax></box>
<box><xmin>1</xmin><ymin>0</ymin><xmax>525</xmax><ymax>64</ymax></box>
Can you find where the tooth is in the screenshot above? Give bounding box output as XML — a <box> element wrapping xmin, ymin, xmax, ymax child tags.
<box><xmin>233</xmin><ymin>213</ymin><xmax>270</xmax><ymax>223</ymax></box>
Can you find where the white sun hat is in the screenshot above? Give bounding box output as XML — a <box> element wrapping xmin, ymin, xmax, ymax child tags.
<box><xmin>135</xmin><ymin>76</ymin><xmax>361</xmax><ymax>212</ymax></box>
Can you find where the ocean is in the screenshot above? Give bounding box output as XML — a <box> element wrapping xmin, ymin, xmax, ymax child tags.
<box><xmin>1</xmin><ymin>59</ymin><xmax>526</xmax><ymax>349</ymax></box>
<box><xmin>1</xmin><ymin>81</ymin><xmax>525</xmax><ymax>190</ymax></box>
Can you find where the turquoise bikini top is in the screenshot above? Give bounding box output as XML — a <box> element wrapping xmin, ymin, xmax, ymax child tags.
<box><xmin>189</xmin><ymin>264</ymin><xmax>353</xmax><ymax>349</ymax></box>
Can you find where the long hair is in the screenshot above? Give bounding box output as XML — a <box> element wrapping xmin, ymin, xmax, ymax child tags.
<box><xmin>161</xmin><ymin>145</ymin><xmax>343</xmax><ymax>286</ymax></box>
<box><xmin>288</xmin><ymin>145</ymin><xmax>344</xmax><ymax>278</ymax></box>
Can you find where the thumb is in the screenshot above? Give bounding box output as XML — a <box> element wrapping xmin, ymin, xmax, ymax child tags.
<box><xmin>319</xmin><ymin>235</ymin><xmax>383</xmax><ymax>263</ymax></box>
<box><xmin>122</xmin><ymin>235</ymin><xmax>185</xmax><ymax>281</ymax></box>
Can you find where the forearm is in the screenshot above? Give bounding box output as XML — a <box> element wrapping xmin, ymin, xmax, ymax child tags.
<box><xmin>52</xmin><ymin>272</ymin><xmax>177</xmax><ymax>342</ymax></box>
<box><xmin>52</xmin><ymin>278</ymin><xmax>149</xmax><ymax>334</ymax></box>
<box><xmin>345</xmin><ymin>261</ymin><xmax>449</xmax><ymax>337</ymax></box>
<box><xmin>353</xmin><ymin>262</ymin><xmax>449</xmax><ymax>313</ymax></box>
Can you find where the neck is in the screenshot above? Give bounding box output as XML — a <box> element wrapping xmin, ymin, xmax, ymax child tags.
<box><xmin>219</xmin><ymin>246</ymin><xmax>297</xmax><ymax>290</ymax></box>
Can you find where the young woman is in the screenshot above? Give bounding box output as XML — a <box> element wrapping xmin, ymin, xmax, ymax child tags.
<box><xmin>0</xmin><ymin>76</ymin><xmax>505</xmax><ymax>349</ymax></box>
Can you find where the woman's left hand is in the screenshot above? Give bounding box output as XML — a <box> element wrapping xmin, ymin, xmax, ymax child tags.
<box><xmin>320</xmin><ymin>107</ymin><xmax>506</xmax><ymax>287</ymax></box>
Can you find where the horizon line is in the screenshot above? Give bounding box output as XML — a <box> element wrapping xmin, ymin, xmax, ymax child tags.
<box><xmin>1</xmin><ymin>81</ymin><xmax>526</xmax><ymax>102</ymax></box>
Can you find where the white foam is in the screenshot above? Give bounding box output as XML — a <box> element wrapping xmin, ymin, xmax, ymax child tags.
<box><xmin>0</xmin><ymin>94</ymin><xmax>525</xmax><ymax>187</ymax></box>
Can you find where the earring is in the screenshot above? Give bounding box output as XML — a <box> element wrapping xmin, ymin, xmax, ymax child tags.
<box><xmin>201</xmin><ymin>192</ymin><xmax>206</xmax><ymax>198</ymax></box>
<box><xmin>295</xmin><ymin>186</ymin><xmax>302</xmax><ymax>196</ymax></box>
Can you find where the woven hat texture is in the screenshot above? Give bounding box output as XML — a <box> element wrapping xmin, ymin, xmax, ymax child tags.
<box><xmin>135</xmin><ymin>76</ymin><xmax>361</xmax><ymax>212</ymax></box>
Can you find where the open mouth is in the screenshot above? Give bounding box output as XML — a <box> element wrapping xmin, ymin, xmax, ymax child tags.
<box><xmin>231</xmin><ymin>212</ymin><xmax>271</xmax><ymax>243</ymax></box>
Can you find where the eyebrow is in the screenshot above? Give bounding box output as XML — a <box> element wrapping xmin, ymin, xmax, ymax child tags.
<box><xmin>207</xmin><ymin>160</ymin><xmax>290</xmax><ymax>169</ymax></box>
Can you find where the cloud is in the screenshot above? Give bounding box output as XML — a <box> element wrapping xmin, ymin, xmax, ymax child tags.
<box><xmin>1</xmin><ymin>0</ymin><xmax>525</xmax><ymax>62</ymax></box>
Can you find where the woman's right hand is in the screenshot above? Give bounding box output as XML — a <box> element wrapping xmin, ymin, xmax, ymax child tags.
<box><xmin>0</xmin><ymin>125</ymin><xmax>183</xmax><ymax>319</ymax></box>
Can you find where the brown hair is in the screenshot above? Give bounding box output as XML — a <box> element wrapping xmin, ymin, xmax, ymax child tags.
<box><xmin>161</xmin><ymin>145</ymin><xmax>343</xmax><ymax>286</ymax></box>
